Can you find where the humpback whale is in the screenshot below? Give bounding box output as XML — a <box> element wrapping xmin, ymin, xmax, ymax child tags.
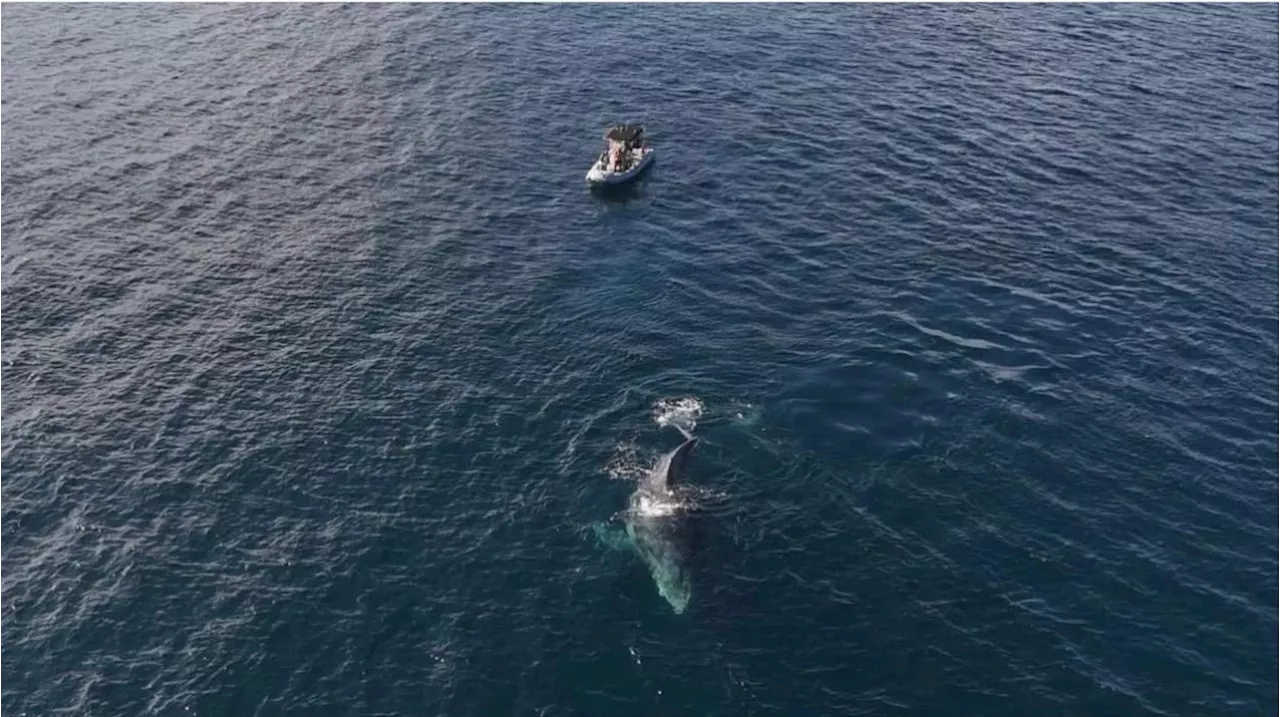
<box><xmin>597</xmin><ymin>425</ymin><xmax>699</xmax><ymax>613</ymax></box>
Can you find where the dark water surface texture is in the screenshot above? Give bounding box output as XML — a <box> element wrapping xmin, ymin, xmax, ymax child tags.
<box><xmin>4</xmin><ymin>5</ymin><xmax>1277</xmax><ymax>716</ymax></box>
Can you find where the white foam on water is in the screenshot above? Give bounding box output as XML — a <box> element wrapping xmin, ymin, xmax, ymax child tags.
<box><xmin>682</xmin><ymin>484</ymin><xmax>730</xmax><ymax>509</ymax></box>
<box><xmin>652</xmin><ymin>396</ymin><xmax>705</xmax><ymax>432</ymax></box>
<box><xmin>728</xmin><ymin>400</ymin><xmax>762</xmax><ymax>427</ymax></box>
<box><xmin>634</xmin><ymin>492</ymin><xmax>682</xmax><ymax>517</ymax></box>
<box><xmin>604</xmin><ymin>440</ymin><xmax>647</xmax><ymax>481</ymax></box>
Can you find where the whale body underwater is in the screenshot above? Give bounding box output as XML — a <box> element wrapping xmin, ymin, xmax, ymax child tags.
<box><xmin>597</xmin><ymin>425</ymin><xmax>699</xmax><ymax>613</ymax></box>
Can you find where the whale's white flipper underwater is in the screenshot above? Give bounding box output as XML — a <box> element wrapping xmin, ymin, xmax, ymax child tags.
<box><xmin>596</xmin><ymin>424</ymin><xmax>698</xmax><ymax>614</ymax></box>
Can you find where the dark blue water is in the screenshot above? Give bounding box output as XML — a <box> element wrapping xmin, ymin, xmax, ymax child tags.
<box><xmin>4</xmin><ymin>5</ymin><xmax>1277</xmax><ymax>716</ymax></box>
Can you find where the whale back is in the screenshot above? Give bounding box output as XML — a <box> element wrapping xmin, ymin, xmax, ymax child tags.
<box><xmin>627</xmin><ymin>427</ymin><xmax>698</xmax><ymax>613</ymax></box>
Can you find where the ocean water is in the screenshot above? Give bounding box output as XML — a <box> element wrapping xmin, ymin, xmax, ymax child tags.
<box><xmin>3</xmin><ymin>4</ymin><xmax>1277</xmax><ymax>716</ymax></box>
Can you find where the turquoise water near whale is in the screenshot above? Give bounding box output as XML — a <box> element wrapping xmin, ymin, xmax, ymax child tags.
<box><xmin>3</xmin><ymin>4</ymin><xmax>1277</xmax><ymax>716</ymax></box>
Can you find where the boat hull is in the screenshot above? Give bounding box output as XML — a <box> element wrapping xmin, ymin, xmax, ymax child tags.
<box><xmin>586</xmin><ymin>149</ymin><xmax>655</xmax><ymax>186</ymax></box>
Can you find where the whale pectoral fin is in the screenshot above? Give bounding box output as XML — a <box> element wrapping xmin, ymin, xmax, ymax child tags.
<box><xmin>591</xmin><ymin>521</ymin><xmax>634</xmax><ymax>552</ymax></box>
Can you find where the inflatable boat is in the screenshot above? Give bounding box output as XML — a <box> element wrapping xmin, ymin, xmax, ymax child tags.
<box><xmin>586</xmin><ymin>124</ymin><xmax>655</xmax><ymax>186</ymax></box>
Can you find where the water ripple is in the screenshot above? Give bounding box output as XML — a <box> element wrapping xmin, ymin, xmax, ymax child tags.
<box><xmin>4</xmin><ymin>4</ymin><xmax>1278</xmax><ymax>717</ymax></box>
